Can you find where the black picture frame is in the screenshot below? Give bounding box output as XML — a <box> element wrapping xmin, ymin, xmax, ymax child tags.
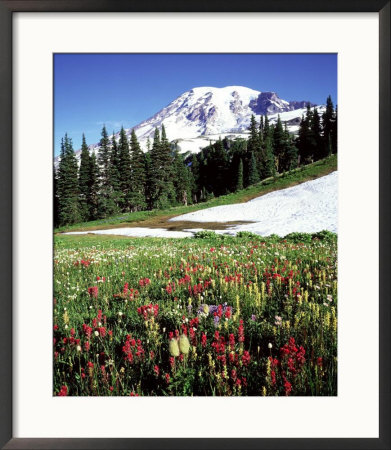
<box><xmin>0</xmin><ymin>1</ymin><xmax>390</xmax><ymax>449</ymax></box>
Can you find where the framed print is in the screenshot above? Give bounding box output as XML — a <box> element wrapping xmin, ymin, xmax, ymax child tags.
<box><xmin>1</xmin><ymin>1</ymin><xmax>390</xmax><ymax>449</ymax></box>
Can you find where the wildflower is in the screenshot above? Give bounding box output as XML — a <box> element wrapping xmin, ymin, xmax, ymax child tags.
<box><xmin>57</xmin><ymin>385</ymin><xmax>68</xmax><ymax>396</ymax></box>
<box><xmin>179</xmin><ymin>334</ymin><xmax>190</xmax><ymax>355</ymax></box>
<box><xmin>268</xmin><ymin>343</ymin><xmax>273</xmax><ymax>349</ymax></box>
<box><xmin>169</xmin><ymin>338</ymin><xmax>180</xmax><ymax>357</ymax></box>
<box><xmin>284</xmin><ymin>380</ymin><xmax>292</xmax><ymax>396</ymax></box>
<box><xmin>88</xmin><ymin>286</ymin><xmax>98</xmax><ymax>298</ymax></box>
<box><xmin>274</xmin><ymin>315</ymin><xmax>282</xmax><ymax>326</ymax></box>
<box><xmin>242</xmin><ymin>350</ymin><xmax>251</xmax><ymax>367</ymax></box>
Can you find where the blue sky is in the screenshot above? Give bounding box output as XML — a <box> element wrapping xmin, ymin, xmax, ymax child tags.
<box><xmin>54</xmin><ymin>53</ymin><xmax>337</xmax><ymax>155</ymax></box>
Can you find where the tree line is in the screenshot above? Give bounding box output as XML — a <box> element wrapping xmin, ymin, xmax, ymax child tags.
<box><xmin>54</xmin><ymin>95</ymin><xmax>337</xmax><ymax>227</ymax></box>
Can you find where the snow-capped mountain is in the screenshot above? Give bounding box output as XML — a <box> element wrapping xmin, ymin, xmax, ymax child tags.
<box><xmin>56</xmin><ymin>86</ymin><xmax>323</xmax><ymax>164</ymax></box>
<box><xmin>129</xmin><ymin>86</ymin><xmax>317</xmax><ymax>149</ymax></box>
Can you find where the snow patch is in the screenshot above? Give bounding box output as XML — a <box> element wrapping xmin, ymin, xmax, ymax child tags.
<box><xmin>171</xmin><ymin>172</ymin><xmax>338</xmax><ymax>236</ymax></box>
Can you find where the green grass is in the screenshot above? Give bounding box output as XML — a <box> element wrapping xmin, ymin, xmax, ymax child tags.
<box><xmin>56</xmin><ymin>154</ymin><xmax>337</xmax><ymax>233</ymax></box>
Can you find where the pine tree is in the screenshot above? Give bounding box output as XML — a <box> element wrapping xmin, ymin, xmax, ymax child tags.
<box><xmin>248</xmin><ymin>115</ymin><xmax>260</xmax><ymax>153</ymax></box>
<box><xmin>273</xmin><ymin>115</ymin><xmax>285</xmax><ymax>172</ymax></box>
<box><xmin>88</xmin><ymin>152</ymin><xmax>99</xmax><ymax>220</ymax></box>
<box><xmin>109</xmin><ymin>132</ymin><xmax>122</xmax><ymax>209</ymax></box>
<box><xmin>312</xmin><ymin>107</ymin><xmax>323</xmax><ymax>160</ymax></box>
<box><xmin>173</xmin><ymin>148</ymin><xmax>191</xmax><ymax>206</ymax></box>
<box><xmin>190</xmin><ymin>154</ymin><xmax>200</xmax><ymax>203</ymax></box>
<box><xmin>263</xmin><ymin>115</ymin><xmax>270</xmax><ymax>141</ymax></box>
<box><xmin>97</xmin><ymin>125</ymin><xmax>111</xmax><ymax>185</ymax></box>
<box><xmin>284</xmin><ymin>132</ymin><xmax>299</xmax><ymax>171</ymax></box>
<box><xmin>97</xmin><ymin>126</ymin><xmax>118</xmax><ymax>216</ymax></box>
<box><xmin>78</xmin><ymin>134</ymin><xmax>91</xmax><ymax>221</ymax></box>
<box><xmin>129</xmin><ymin>129</ymin><xmax>147</xmax><ymax>211</ymax></box>
<box><xmin>149</xmin><ymin>126</ymin><xmax>175</xmax><ymax>208</ymax></box>
<box><xmin>118</xmin><ymin>127</ymin><xmax>132</xmax><ymax>211</ymax></box>
<box><xmin>57</xmin><ymin>134</ymin><xmax>81</xmax><ymax>225</ymax></box>
<box><xmin>261</xmin><ymin>135</ymin><xmax>276</xmax><ymax>179</ymax></box>
<box><xmin>149</xmin><ymin>128</ymin><xmax>161</xmax><ymax>208</ymax></box>
<box><xmin>236</xmin><ymin>158</ymin><xmax>244</xmax><ymax>191</ymax></box>
<box><xmin>297</xmin><ymin>105</ymin><xmax>316</xmax><ymax>163</ymax></box>
<box><xmin>214</xmin><ymin>137</ymin><xmax>228</xmax><ymax>195</ymax></box>
<box><xmin>248</xmin><ymin>151</ymin><xmax>260</xmax><ymax>185</ymax></box>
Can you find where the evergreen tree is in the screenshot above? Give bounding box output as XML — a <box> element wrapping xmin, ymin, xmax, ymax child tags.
<box><xmin>97</xmin><ymin>126</ymin><xmax>118</xmax><ymax>216</ymax></box>
<box><xmin>97</xmin><ymin>125</ymin><xmax>111</xmax><ymax>185</ymax></box>
<box><xmin>273</xmin><ymin>115</ymin><xmax>285</xmax><ymax>172</ymax></box>
<box><xmin>190</xmin><ymin>154</ymin><xmax>200</xmax><ymax>203</ymax></box>
<box><xmin>322</xmin><ymin>96</ymin><xmax>334</xmax><ymax>141</ymax></box>
<box><xmin>57</xmin><ymin>134</ymin><xmax>80</xmax><ymax>225</ymax></box>
<box><xmin>284</xmin><ymin>132</ymin><xmax>299</xmax><ymax>171</ymax></box>
<box><xmin>248</xmin><ymin>115</ymin><xmax>260</xmax><ymax>153</ymax></box>
<box><xmin>261</xmin><ymin>135</ymin><xmax>276</xmax><ymax>179</ymax></box>
<box><xmin>109</xmin><ymin>133</ymin><xmax>122</xmax><ymax>209</ymax></box>
<box><xmin>78</xmin><ymin>134</ymin><xmax>91</xmax><ymax>221</ymax></box>
<box><xmin>129</xmin><ymin>129</ymin><xmax>147</xmax><ymax>211</ymax></box>
<box><xmin>173</xmin><ymin>148</ymin><xmax>191</xmax><ymax>206</ymax></box>
<box><xmin>263</xmin><ymin>115</ymin><xmax>270</xmax><ymax>141</ymax></box>
<box><xmin>150</xmin><ymin>125</ymin><xmax>175</xmax><ymax>208</ymax></box>
<box><xmin>297</xmin><ymin>105</ymin><xmax>316</xmax><ymax>163</ymax></box>
<box><xmin>144</xmin><ymin>151</ymin><xmax>153</xmax><ymax>208</ymax></box>
<box><xmin>214</xmin><ymin>137</ymin><xmax>228</xmax><ymax>195</ymax></box>
<box><xmin>311</xmin><ymin>107</ymin><xmax>323</xmax><ymax>160</ymax></box>
<box><xmin>118</xmin><ymin>127</ymin><xmax>132</xmax><ymax>211</ymax></box>
<box><xmin>259</xmin><ymin>115</ymin><xmax>264</xmax><ymax>136</ymax></box>
<box><xmin>236</xmin><ymin>158</ymin><xmax>244</xmax><ymax>191</ymax></box>
<box><xmin>88</xmin><ymin>152</ymin><xmax>99</xmax><ymax>220</ymax></box>
<box><xmin>149</xmin><ymin>128</ymin><xmax>161</xmax><ymax>208</ymax></box>
<box><xmin>248</xmin><ymin>151</ymin><xmax>260</xmax><ymax>185</ymax></box>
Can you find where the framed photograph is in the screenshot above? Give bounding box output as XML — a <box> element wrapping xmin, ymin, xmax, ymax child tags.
<box><xmin>1</xmin><ymin>1</ymin><xmax>390</xmax><ymax>449</ymax></box>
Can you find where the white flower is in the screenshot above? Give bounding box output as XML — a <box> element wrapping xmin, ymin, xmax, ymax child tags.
<box><xmin>64</xmin><ymin>325</ymin><xmax>68</xmax><ymax>329</ymax></box>
<box><xmin>76</xmin><ymin>345</ymin><xmax>82</xmax><ymax>352</ymax></box>
<box><xmin>118</xmin><ymin>311</ymin><xmax>123</xmax><ymax>317</ymax></box>
<box><xmin>162</xmin><ymin>327</ymin><xmax>166</xmax><ymax>333</ymax></box>
<box><xmin>268</xmin><ymin>343</ymin><xmax>273</xmax><ymax>349</ymax></box>
<box><xmin>94</xmin><ymin>331</ymin><xmax>99</xmax><ymax>337</ymax></box>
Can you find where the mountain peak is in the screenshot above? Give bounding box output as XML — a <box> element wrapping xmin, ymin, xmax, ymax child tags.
<box><xmin>60</xmin><ymin>86</ymin><xmax>322</xmax><ymax>164</ymax></box>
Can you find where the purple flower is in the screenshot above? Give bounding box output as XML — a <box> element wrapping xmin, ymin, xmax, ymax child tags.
<box><xmin>251</xmin><ymin>314</ymin><xmax>257</xmax><ymax>321</ymax></box>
